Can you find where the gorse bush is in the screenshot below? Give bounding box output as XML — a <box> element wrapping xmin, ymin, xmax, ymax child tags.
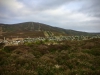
<box><xmin>0</xmin><ymin>38</ymin><xmax>100</xmax><ymax>75</ymax></box>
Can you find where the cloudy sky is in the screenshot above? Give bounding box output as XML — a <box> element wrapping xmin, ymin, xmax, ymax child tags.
<box><xmin>0</xmin><ymin>0</ymin><xmax>100</xmax><ymax>32</ymax></box>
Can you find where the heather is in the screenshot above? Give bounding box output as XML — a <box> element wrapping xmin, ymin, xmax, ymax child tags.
<box><xmin>0</xmin><ymin>38</ymin><xmax>100</xmax><ymax>75</ymax></box>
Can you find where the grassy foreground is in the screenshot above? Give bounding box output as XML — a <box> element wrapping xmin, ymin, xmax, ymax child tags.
<box><xmin>0</xmin><ymin>38</ymin><xmax>100</xmax><ymax>75</ymax></box>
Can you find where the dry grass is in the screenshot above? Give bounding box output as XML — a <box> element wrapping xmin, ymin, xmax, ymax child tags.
<box><xmin>0</xmin><ymin>38</ymin><xmax>100</xmax><ymax>75</ymax></box>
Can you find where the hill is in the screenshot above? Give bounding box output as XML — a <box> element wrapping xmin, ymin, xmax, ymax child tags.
<box><xmin>0</xmin><ymin>22</ymin><xmax>100</xmax><ymax>38</ymax></box>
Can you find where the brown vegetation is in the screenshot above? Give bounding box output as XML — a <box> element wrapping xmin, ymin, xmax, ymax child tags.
<box><xmin>0</xmin><ymin>38</ymin><xmax>100</xmax><ymax>75</ymax></box>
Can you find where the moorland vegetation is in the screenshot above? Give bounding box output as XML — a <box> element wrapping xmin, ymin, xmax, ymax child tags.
<box><xmin>0</xmin><ymin>38</ymin><xmax>100</xmax><ymax>75</ymax></box>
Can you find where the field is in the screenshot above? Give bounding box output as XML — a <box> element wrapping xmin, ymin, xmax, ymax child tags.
<box><xmin>0</xmin><ymin>38</ymin><xmax>100</xmax><ymax>75</ymax></box>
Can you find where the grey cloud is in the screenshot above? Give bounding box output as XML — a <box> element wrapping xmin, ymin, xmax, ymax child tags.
<box><xmin>0</xmin><ymin>0</ymin><xmax>100</xmax><ymax>32</ymax></box>
<box><xmin>0</xmin><ymin>0</ymin><xmax>77</xmax><ymax>18</ymax></box>
<box><xmin>18</xmin><ymin>0</ymin><xmax>76</xmax><ymax>11</ymax></box>
<box><xmin>79</xmin><ymin>0</ymin><xmax>100</xmax><ymax>18</ymax></box>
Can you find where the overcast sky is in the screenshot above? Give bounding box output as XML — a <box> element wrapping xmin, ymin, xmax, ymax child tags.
<box><xmin>0</xmin><ymin>0</ymin><xmax>100</xmax><ymax>32</ymax></box>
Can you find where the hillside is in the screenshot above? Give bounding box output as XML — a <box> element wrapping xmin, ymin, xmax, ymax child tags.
<box><xmin>0</xmin><ymin>22</ymin><xmax>100</xmax><ymax>38</ymax></box>
<box><xmin>0</xmin><ymin>22</ymin><xmax>100</xmax><ymax>75</ymax></box>
<box><xmin>0</xmin><ymin>38</ymin><xmax>100</xmax><ymax>75</ymax></box>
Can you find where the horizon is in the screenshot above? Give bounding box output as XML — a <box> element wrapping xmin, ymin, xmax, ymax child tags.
<box><xmin>0</xmin><ymin>21</ymin><xmax>100</xmax><ymax>33</ymax></box>
<box><xmin>0</xmin><ymin>0</ymin><xmax>100</xmax><ymax>33</ymax></box>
